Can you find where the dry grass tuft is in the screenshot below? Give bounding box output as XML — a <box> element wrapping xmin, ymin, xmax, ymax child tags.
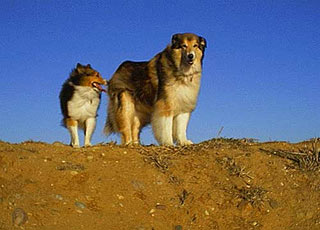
<box><xmin>260</xmin><ymin>138</ymin><xmax>320</xmax><ymax>171</ymax></box>
<box><xmin>235</xmin><ymin>186</ymin><xmax>268</xmax><ymax>208</ymax></box>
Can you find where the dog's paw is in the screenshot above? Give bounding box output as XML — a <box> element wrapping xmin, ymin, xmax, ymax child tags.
<box><xmin>71</xmin><ymin>144</ymin><xmax>80</xmax><ymax>148</ymax></box>
<box><xmin>84</xmin><ymin>143</ymin><xmax>92</xmax><ymax>148</ymax></box>
<box><xmin>132</xmin><ymin>140</ymin><xmax>140</xmax><ymax>146</ymax></box>
<box><xmin>177</xmin><ymin>140</ymin><xmax>193</xmax><ymax>146</ymax></box>
<box><xmin>159</xmin><ymin>141</ymin><xmax>174</xmax><ymax>146</ymax></box>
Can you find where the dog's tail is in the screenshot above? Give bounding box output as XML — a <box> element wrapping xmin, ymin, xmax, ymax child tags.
<box><xmin>103</xmin><ymin>92</ymin><xmax>119</xmax><ymax>136</ymax></box>
<box><xmin>103</xmin><ymin>118</ymin><xmax>114</xmax><ymax>136</ymax></box>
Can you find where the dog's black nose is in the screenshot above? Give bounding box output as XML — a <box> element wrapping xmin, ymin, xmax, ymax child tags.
<box><xmin>188</xmin><ymin>53</ymin><xmax>194</xmax><ymax>60</ymax></box>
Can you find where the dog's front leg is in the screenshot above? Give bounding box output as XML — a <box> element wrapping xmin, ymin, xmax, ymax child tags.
<box><xmin>173</xmin><ymin>112</ymin><xmax>193</xmax><ymax>146</ymax></box>
<box><xmin>66</xmin><ymin>118</ymin><xmax>80</xmax><ymax>148</ymax></box>
<box><xmin>84</xmin><ymin>117</ymin><xmax>96</xmax><ymax>147</ymax></box>
<box><xmin>152</xmin><ymin>114</ymin><xmax>174</xmax><ymax>146</ymax></box>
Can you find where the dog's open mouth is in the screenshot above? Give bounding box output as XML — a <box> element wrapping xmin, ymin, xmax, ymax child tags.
<box><xmin>187</xmin><ymin>60</ymin><xmax>194</xmax><ymax>65</ymax></box>
<box><xmin>92</xmin><ymin>82</ymin><xmax>106</xmax><ymax>93</ymax></box>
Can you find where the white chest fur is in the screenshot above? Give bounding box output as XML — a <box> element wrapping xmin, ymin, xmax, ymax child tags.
<box><xmin>172</xmin><ymin>74</ymin><xmax>201</xmax><ymax>114</ymax></box>
<box><xmin>67</xmin><ymin>85</ymin><xmax>101</xmax><ymax>125</ymax></box>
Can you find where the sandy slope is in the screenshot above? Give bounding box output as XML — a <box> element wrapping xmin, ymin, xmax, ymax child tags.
<box><xmin>0</xmin><ymin>139</ymin><xmax>320</xmax><ymax>230</ymax></box>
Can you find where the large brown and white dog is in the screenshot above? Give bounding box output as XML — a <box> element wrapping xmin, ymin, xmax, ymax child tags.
<box><xmin>60</xmin><ymin>63</ymin><xmax>107</xmax><ymax>147</ymax></box>
<box><xmin>104</xmin><ymin>33</ymin><xmax>206</xmax><ymax>145</ymax></box>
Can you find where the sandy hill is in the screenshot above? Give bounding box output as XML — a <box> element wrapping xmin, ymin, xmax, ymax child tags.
<box><xmin>0</xmin><ymin>138</ymin><xmax>320</xmax><ymax>230</ymax></box>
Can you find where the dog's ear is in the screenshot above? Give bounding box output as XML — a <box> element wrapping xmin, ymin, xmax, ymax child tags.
<box><xmin>75</xmin><ymin>63</ymin><xmax>86</xmax><ymax>74</ymax></box>
<box><xmin>86</xmin><ymin>64</ymin><xmax>91</xmax><ymax>68</ymax></box>
<box><xmin>199</xmin><ymin>36</ymin><xmax>207</xmax><ymax>51</ymax></box>
<box><xmin>171</xmin><ymin>33</ymin><xmax>181</xmax><ymax>49</ymax></box>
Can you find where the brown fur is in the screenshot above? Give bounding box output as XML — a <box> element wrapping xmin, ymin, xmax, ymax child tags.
<box><xmin>105</xmin><ymin>33</ymin><xmax>206</xmax><ymax>145</ymax></box>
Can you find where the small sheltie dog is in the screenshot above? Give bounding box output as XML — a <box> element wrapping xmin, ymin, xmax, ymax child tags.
<box><xmin>59</xmin><ymin>63</ymin><xmax>107</xmax><ymax>147</ymax></box>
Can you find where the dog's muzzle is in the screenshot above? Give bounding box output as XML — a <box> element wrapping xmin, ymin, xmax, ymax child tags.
<box><xmin>187</xmin><ymin>52</ymin><xmax>195</xmax><ymax>65</ymax></box>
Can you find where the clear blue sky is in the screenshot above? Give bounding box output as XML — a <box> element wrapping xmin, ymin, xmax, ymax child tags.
<box><xmin>0</xmin><ymin>0</ymin><xmax>319</xmax><ymax>145</ymax></box>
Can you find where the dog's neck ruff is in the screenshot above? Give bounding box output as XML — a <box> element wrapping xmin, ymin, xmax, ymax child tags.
<box><xmin>69</xmin><ymin>82</ymin><xmax>101</xmax><ymax>97</ymax></box>
<box><xmin>175</xmin><ymin>66</ymin><xmax>202</xmax><ymax>81</ymax></box>
<box><xmin>67</xmin><ymin>83</ymin><xmax>101</xmax><ymax>126</ymax></box>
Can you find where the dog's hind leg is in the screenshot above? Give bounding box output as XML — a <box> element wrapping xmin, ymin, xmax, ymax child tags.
<box><xmin>65</xmin><ymin>118</ymin><xmax>80</xmax><ymax>148</ymax></box>
<box><xmin>116</xmin><ymin>91</ymin><xmax>135</xmax><ymax>145</ymax></box>
<box><xmin>84</xmin><ymin>117</ymin><xmax>96</xmax><ymax>147</ymax></box>
<box><xmin>132</xmin><ymin>115</ymin><xmax>142</xmax><ymax>145</ymax></box>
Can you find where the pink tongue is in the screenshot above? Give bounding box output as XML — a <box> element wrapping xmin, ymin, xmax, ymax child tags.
<box><xmin>93</xmin><ymin>83</ymin><xmax>106</xmax><ymax>93</ymax></box>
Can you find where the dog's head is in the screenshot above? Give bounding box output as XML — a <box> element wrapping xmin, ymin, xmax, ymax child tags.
<box><xmin>70</xmin><ymin>63</ymin><xmax>107</xmax><ymax>93</ymax></box>
<box><xmin>171</xmin><ymin>33</ymin><xmax>207</xmax><ymax>67</ymax></box>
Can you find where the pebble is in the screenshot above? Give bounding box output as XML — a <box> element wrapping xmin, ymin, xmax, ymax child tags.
<box><xmin>175</xmin><ymin>225</ymin><xmax>183</xmax><ymax>230</ymax></box>
<box><xmin>155</xmin><ymin>204</ymin><xmax>166</xmax><ymax>210</ymax></box>
<box><xmin>75</xmin><ymin>201</ymin><xmax>86</xmax><ymax>209</ymax></box>
<box><xmin>131</xmin><ymin>180</ymin><xmax>145</xmax><ymax>190</ymax></box>
<box><xmin>117</xmin><ymin>194</ymin><xmax>124</xmax><ymax>200</ymax></box>
<box><xmin>70</xmin><ymin>171</ymin><xmax>79</xmax><ymax>175</ymax></box>
<box><xmin>149</xmin><ymin>209</ymin><xmax>156</xmax><ymax>214</ymax></box>
<box><xmin>12</xmin><ymin>208</ymin><xmax>28</xmax><ymax>226</ymax></box>
<box><xmin>269</xmin><ymin>199</ymin><xmax>279</xmax><ymax>209</ymax></box>
<box><xmin>87</xmin><ymin>156</ymin><xmax>94</xmax><ymax>160</ymax></box>
<box><xmin>55</xmin><ymin>194</ymin><xmax>63</xmax><ymax>201</ymax></box>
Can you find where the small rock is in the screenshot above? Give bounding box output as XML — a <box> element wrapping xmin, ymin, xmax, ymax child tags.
<box><xmin>87</xmin><ymin>156</ymin><xmax>94</xmax><ymax>160</ymax></box>
<box><xmin>175</xmin><ymin>225</ymin><xmax>183</xmax><ymax>230</ymax></box>
<box><xmin>12</xmin><ymin>208</ymin><xmax>28</xmax><ymax>226</ymax></box>
<box><xmin>85</xmin><ymin>195</ymin><xmax>94</xmax><ymax>201</ymax></box>
<box><xmin>75</xmin><ymin>201</ymin><xmax>86</xmax><ymax>209</ymax></box>
<box><xmin>204</xmin><ymin>210</ymin><xmax>210</xmax><ymax>216</ymax></box>
<box><xmin>131</xmin><ymin>180</ymin><xmax>145</xmax><ymax>190</ymax></box>
<box><xmin>149</xmin><ymin>209</ymin><xmax>156</xmax><ymax>214</ymax></box>
<box><xmin>117</xmin><ymin>194</ymin><xmax>124</xmax><ymax>200</ymax></box>
<box><xmin>269</xmin><ymin>199</ymin><xmax>279</xmax><ymax>209</ymax></box>
<box><xmin>155</xmin><ymin>204</ymin><xmax>166</xmax><ymax>210</ymax></box>
<box><xmin>70</xmin><ymin>171</ymin><xmax>79</xmax><ymax>175</ymax></box>
<box><xmin>55</xmin><ymin>194</ymin><xmax>63</xmax><ymax>201</ymax></box>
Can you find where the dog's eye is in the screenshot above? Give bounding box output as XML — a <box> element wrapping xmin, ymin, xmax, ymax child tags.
<box><xmin>182</xmin><ymin>44</ymin><xmax>187</xmax><ymax>49</ymax></box>
<box><xmin>193</xmin><ymin>44</ymin><xmax>198</xmax><ymax>48</ymax></box>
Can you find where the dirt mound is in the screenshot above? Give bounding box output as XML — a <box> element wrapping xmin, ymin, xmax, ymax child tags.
<box><xmin>0</xmin><ymin>139</ymin><xmax>320</xmax><ymax>230</ymax></box>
